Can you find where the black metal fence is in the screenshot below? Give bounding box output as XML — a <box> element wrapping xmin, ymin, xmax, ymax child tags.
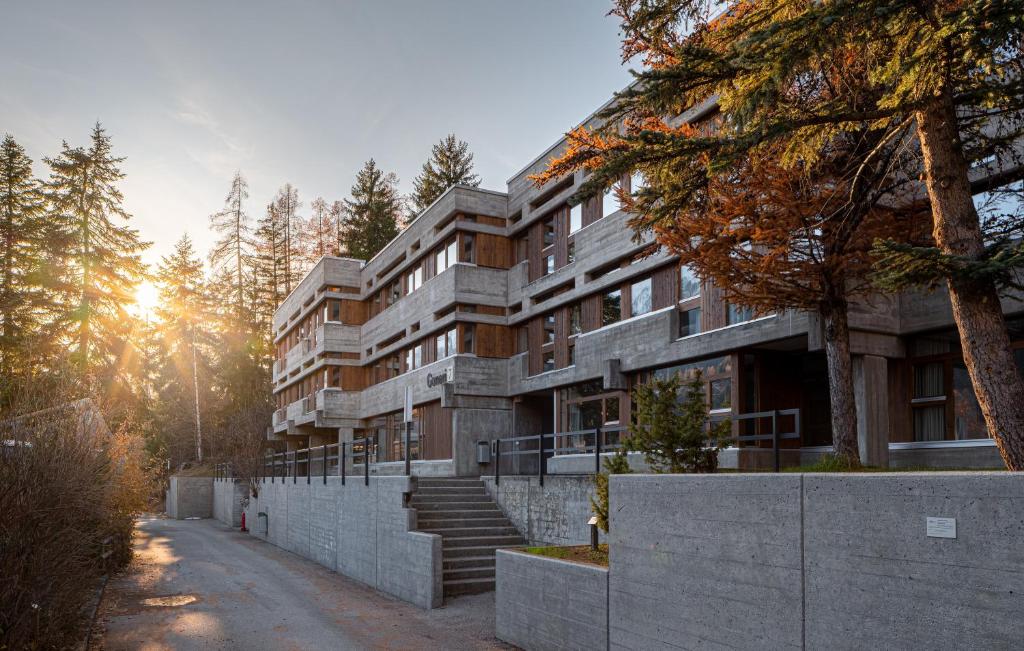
<box><xmin>491</xmin><ymin>407</ymin><xmax>801</xmax><ymax>484</ymax></box>
<box><xmin>259</xmin><ymin>437</ymin><xmax>377</xmax><ymax>486</ymax></box>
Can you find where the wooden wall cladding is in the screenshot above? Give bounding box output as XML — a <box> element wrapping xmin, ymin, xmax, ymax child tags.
<box><xmin>340</xmin><ymin>299</ymin><xmax>366</xmax><ymax>325</ymax></box>
<box><xmin>419</xmin><ymin>400</ymin><xmax>453</xmax><ymax>460</ymax></box>
<box><xmin>476</xmin><ymin>233</ymin><xmax>512</xmax><ymax>269</ymax></box>
<box><xmin>475</xmin><ymin>324</ymin><xmax>513</xmax><ymax>358</ymax></box>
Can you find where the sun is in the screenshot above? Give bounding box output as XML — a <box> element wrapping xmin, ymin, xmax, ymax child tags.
<box><xmin>132</xmin><ymin>280</ymin><xmax>161</xmax><ymax>318</ymax></box>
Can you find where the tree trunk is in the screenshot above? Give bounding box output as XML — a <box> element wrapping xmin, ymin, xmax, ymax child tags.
<box><xmin>821</xmin><ymin>297</ymin><xmax>859</xmax><ymax>464</ymax></box>
<box><xmin>916</xmin><ymin>92</ymin><xmax>1024</xmax><ymax>470</ymax></box>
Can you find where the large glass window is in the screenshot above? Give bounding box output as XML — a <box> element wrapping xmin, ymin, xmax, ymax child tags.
<box><xmin>435</xmin><ymin>238</ymin><xmax>458</xmax><ymax>275</ymax></box>
<box><xmin>542</xmin><ymin>350</ymin><xmax>555</xmax><ymax>373</ymax></box>
<box><xmin>569</xmin><ymin>203</ymin><xmax>583</xmax><ymax>233</ymax></box>
<box><xmin>710</xmin><ymin>378</ymin><xmax>732</xmax><ymax>411</ymax></box>
<box><xmin>569</xmin><ymin>303</ymin><xmax>582</xmax><ymax>336</ymax></box>
<box><xmin>679</xmin><ymin>308</ymin><xmax>701</xmax><ymax>337</ymax></box>
<box><xmin>543</xmin><ymin>216</ymin><xmax>555</xmax><ymax>247</ymax></box>
<box><xmin>631</xmin><ymin>277</ymin><xmax>652</xmax><ymax>316</ymax></box>
<box><xmin>544</xmin><ymin>254</ymin><xmax>555</xmax><ymax>276</ymax></box>
<box><xmin>727</xmin><ymin>303</ymin><xmax>754</xmax><ymax>325</ymax></box>
<box><xmin>680</xmin><ymin>265</ymin><xmax>700</xmax><ymax>301</ymax></box>
<box><xmin>602</xmin><ymin>184</ymin><xmax>620</xmax><ymax>218</ymax></box>
<box><xmin>602</xmin><ymin>289</ymin><xmax>621</xmax><ymax>326</ymax></box>
<box><xmin>407</xmin><ymin>266</ymin><xmax>423</xmax><ymax>293</ymax></box>
<box><xmin>544</xmin><ymin>313</ymin><xmax>556</xmax><ymax>344</ymax></box>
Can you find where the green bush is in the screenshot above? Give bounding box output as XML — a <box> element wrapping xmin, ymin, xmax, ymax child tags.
<box><xmin>591</xmin><ymin>448</ymin><xmax>631</xmax><ymax>533</ymax></box>
<box><xmin>627</xmin><ymin>370</ymin><xmax>730</xmax><ymax>473</ymax></box>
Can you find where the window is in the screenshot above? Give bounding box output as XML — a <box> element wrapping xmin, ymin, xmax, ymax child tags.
<box><xmin>386</xmin><ymin>352</ymin><xmax>400</xmax><ymax>379</ymax></box>
<box><xmin>542</xmin><ymin>350</ymin><xmax>555</xmax><ymax>373</ymax></box>
<box><xmin>462</xmin><ymin>324</ymin><xmax>475</xmax><ymax>354</ymax></box>
<box><xmin>567</xmin><ymin>241</ymin><xmax>576</xmax><ymax>264</ymax></box>
<box><xmin>569</xmin><ymin>303</ymin><xmax>582</xmax><ymax>336</ymax></box>
<box><xmin>462</xmin><ymin>233</ymin><xmax>475</xmax><ymax>264</ymax></box>
<box><xmin>543</xmin><ymin>216</ymin><xmax>555</xmax><ymax>247</ymax></box>
<box><xmin>544</xmin><ymin>254</ymin><xmax>555</xmax><ymax>276</ymax></box>
<box><xmin>912</xmin><ymin>361</ymin><xmax>946</xmax><ymax>441</ymax></box>
<box><xmin>568</xmin><ymin>342</ymin><xmax>576</xmax><ymax>366</ymax></box>
<box><xmin>407</xmin><ymin>266</ymin><xmax>423</xmax><ymax>293</ymax></box>
<box><xmin>405</xmin><ymin>344</ymin><xmax>423</xmax><ymax>371</ymax></box>
<box><xmin>328</xmin><ymin>300</ymin><xmax>342</xmax><ymax>322</ymax></box>
<box><xmin>387</xmin><ymin>280</ymin><xmax>401</xmax><ymax>307</ymax></box>
<box><xmin>680</xmin><ymin>265</ymin><xmax>700</xmax><ymax>301</ymax></box>
<box><xmin>569</xmin><ymin>203</ymin><xmax>583</xmax><ymax>233</ymax></box>
<box><xmin>435</xmin><ymin>334</ymin><xmax>446</xmax><ymax>360</ymax></box>
<box><xmin>435</xmin><ymin>328</ymin><xmax>457</xmax><ymax>359</ymax></box>
<box><xmin>602</xmin><ymin>289</ymin><xmax>621</xmax><ymax>326</ymax></box>
<box><xmin>679</xmin><ymin>308</ymin><xmax>701</xmax><ymax>337</ymax></box>
<box><xmin>631</xmin><ymin>277</ymin><xmax>652</xmax><ymax>316</ymax></box>
<box><xmin>727</xmin><ymin>303</ymin><xmax>754</xmax><ymax>325</ymax></box>
<box><xmin>435</xmin><ymin>238</ymin><xmax>457</xmax><ymax>275</ymax></box>
<box><xmin>544</xmin><ymin>313</ymin><xmax>556</xmax><ymax>344</ymax></box>
<box><xmin>710</xmin><ymin>378</ymin><xmax>732</xmax><ymax>411</ymax></box>
<box><xmin>602</xmin><ymin>184</ymin><xmax>620</xmax><ymax>217</ymax></box>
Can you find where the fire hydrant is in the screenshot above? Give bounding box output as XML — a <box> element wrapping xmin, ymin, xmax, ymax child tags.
<box><xmin>240</xmin><ymin>511</ymin><xmax>248</xmax><ymax>533</ymax></box>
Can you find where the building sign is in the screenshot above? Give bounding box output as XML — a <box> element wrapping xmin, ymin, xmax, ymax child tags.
<box><xmin>926</xmin><ymin>517</ymin><xmax>956</xmax><ymax>539</ymax></box>
<box><xmin>427</xmin><ymin>367</ymin><xmax>453</xmax><ymax>388</ymax></box>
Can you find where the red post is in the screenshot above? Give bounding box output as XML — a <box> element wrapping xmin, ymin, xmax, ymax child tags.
<box><xmin>240</xmin><ymin>511</ymin><xmax>248</xmax><ymax>533</ymax></box>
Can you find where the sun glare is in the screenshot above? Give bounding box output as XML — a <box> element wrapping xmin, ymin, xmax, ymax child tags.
<box><xmin>133</xmin><ymin>280</ymin><xmax>161</xmax><ymax>317</ymax></box>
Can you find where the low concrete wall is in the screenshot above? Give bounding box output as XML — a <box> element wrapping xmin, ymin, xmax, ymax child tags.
<box><xmin>496</xmin><ymin>549</ymin><xmax>608</xmax><ymax>651</ymax></box>
<box><xmin>245</xmin><ymin>476</ymin><xmax>442</xmax><ymax>609</ymax></box>
<box><xmin>483</xmin><ymin>474</ymin><xmax>602</xmax><ymax>546</ymax></box>
<box><xmin>213</xmin><ymin>478</ymin><xmax>248</xmax><ymax>527</ymax></box>
<box><xmin>608</xmin><ymin>472</ymin><xmax>1023</xmax><ymax>651</ymax></box>
<box><xmin>165</xmin><ymin>476</ymin><xmax>213</xmax><ymax>520</ymax></box>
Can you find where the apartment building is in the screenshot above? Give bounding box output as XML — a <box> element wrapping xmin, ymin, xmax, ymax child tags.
<box><xmin>270</xmin><ymin>99</ymin><xmax>1022</xmax><ymax>474</ymax></box>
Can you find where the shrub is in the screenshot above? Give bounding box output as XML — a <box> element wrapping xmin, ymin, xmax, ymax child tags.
<box><xmin>627</xmin><ymin>371</ymin><xmax>730</xmax><ymax>473</ymax></box>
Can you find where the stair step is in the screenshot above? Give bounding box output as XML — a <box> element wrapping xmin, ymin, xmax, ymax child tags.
<box><xmin>442</xmin><ymin>534</ymin><xmax>525</xmax><ymax>548</ymax></box>
<box><xmin>443</xmin><ymin>555</ymin><xmax>497</xmax><ymax>571</ymax></box>
<box><xmin>415</xmin><ymin>486</ymin><xmax>488</xmax><ymax>495</ymax></box>
<box><xmin>418</xmin><ymin>477</ymin><xmax>485</xmax><ymax>486</ymax></box>
<box><xmin>417</xmin><ymin>517</ymin><xmax>511</xmax><ymax>529</ymax></box>
<box><xmin>411</xmin><ymin>500</ymin><xmax>497</xmax><ymax>510</ymax></box>
<box><xmin>444</xmin><ymin>577</ymin><xmax>496</xmax><ymax>597</ymax></box>
<box><xmin>413</xmin><ymin>508</ymin><xmax>504</xmax><ymax>518</ymax></box>
<box><xmin>410</xmin><ymin>493</ymin><xmax>491</xmax><ymax>503</ymax></box>
<box><xmin>442</xmin><ymin>544</ymin><xmax>520</xmax><ymax>559</ymax></box>
<box><xmin>444</xmin><ymin>566</ymin><xmax>495</xmax><ymax>581</ymax></box>
<box><xmin>421</xmin><ymin>526</ymin><xmax>520</xmax><ymax>538</ymax></box>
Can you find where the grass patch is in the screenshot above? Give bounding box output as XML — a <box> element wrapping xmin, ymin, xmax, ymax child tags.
<box><xmin>522</xmin><ymin>544</ymin><xmax>609</xmax><ymax>567</ymax></box>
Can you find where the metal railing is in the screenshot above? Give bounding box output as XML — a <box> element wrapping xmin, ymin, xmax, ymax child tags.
<box><xmin>491</xmin><ymin>408</ymin><xmax>801</xmax><ymax>483</ymax></box>
<box><xmin>261</xmin><ymin>438</ymin><xmax>377</xmax><ymax>486</ymax></box>
<box><xmin>214</xmin><ymin>462</ymin><xmax>233</xmax><ymax>480</ymax></box>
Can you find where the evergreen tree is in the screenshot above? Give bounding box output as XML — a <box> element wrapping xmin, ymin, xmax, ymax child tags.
<box><xmin>208</xmin><ymin>171</ymin><xmax>252</xmax><ymax>318</ymax></box>
<box><xmin>410</xmin><ymin>134</ymin><xmax>480</xmax><ymax>215</ymax></box>
<box><xmin>0</xmin><ymin>135</ymin><xmax>61</xmax><ymax>374</ymax></box>
<box><xmin>330</xmin><ymin>200</ymin><xmax>345</xmax><ymax>256</ymax></box>
<box><xmin>152</xmin><ymin>235</ymin><xmax>213</xmax><ymax>464</ymax></box>
<box><xmin>539</xmin><ymin>0</ymin><xmax>1024</xmax><ymax>470</ymax></box>
<box><xmin>342</xmin><ymin>159</ymin><xmax>403</xmax><ymax>260</ymax></box>
<box><xmin>46</xmin><ymin>123</ymin><xmax>148</xmax><ymax>372</ymax></box>
<box><xmin>296</xmin><ymin>196</ymin><xmax>333</xmax><ymax>270</ymax></box>
<box><xmin>252</xmin><ymin>201</ymin><xmax>285</xmax><ymax>319</ymax></box>
<box><xmin>273</xmin><ymin>183</ymin><xmax>301</xmax><ymax>293</ymax></box>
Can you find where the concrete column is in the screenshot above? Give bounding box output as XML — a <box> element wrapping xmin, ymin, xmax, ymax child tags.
<box><xmin>853</xmin><ymin>354</ymin><xmax>890</xmax><ymax>467</ymax></box>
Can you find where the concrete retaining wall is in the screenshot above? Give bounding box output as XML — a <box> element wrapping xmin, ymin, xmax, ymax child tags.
<box><xmin>212</xmin><ymin>478</ymin><xmax>247</xmax><ymax>527</ymax></box>
<box><xmin>244</xmin><ymin>475</ymin><xmax>442</xmax><ymax>609</ymax></box>
<box><xmin>483</xmin><ymin>475</ymin><xmax>602</xmax><ymax>546</ymax></box>
<box><xmin>165</xmin><ymin>476</ymin><xmax>213</xmax><ymax>519</ymax></box>
<box><xmin>496</xmin><ymin>549</ymin><xmax>608</xmax><ymax>651</ymax></box>
<box><xmin>608</xmin><ymin>472</ymin><xmax>1023</xmax><ymax>651</ymax></box>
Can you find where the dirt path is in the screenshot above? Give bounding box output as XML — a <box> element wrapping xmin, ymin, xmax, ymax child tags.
<box><xmin>96</xmin><ymin>515</ymin><xmax>514</xmax><ymax>650</ymax></box>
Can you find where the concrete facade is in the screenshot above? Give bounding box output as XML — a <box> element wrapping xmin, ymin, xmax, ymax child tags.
<box><xmin>495</xmin><ymin>549</ymin><xmax>609</xmax><ymax>651</ymax></box>
<box><xmin>266</xmin><ymin>84</ymin><xmax>1023</xmax><ymax>477</ymax></box>
<box><xmin>165</xmin><ymin>476</ymin><xmax>214</xmax><ymax>520</ymax></box>
<box><xmin>244</xmin><ymin>475</ymin><xmax>442</xmax><ymax>609</ymax></box>
<box><xmin>605</xmin><ymin>473</ymin><xmax>1024</xmax><ymax>651</ymax></box>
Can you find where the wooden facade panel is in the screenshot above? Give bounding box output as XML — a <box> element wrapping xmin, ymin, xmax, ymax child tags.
<box><xmin>527</xmin><ymin>317</ymin><xmax>543</xmax><ymax>375</ymax></box>
<box><xmin>527</xmin><ymin>221</ymin><xmax>544</xmax><ymax>282</ymax></box>
<box><xmin>653</xmin><ymin>264</ymin><xmax>678</xmax><ymax>310</ymax></box>
<box><xmin>341</xmin><ymin>365</ymin><xmax>366</xmax><ymax>391</ymax></box>
<box><xmin>340</xmin><ymin>299</ymin><xmax>366</xmax><ymax>325</ymax></box>
<box><xmin>582</xmin><ymin>293</ymin><xmax>602</xmax><ymax>332</ymax></box>
<box><xmin>476</xmin><ymin>324</ymin><xmax>513</xmax><ymax>358</ymax></box>
<box><xmin>703</xmin><ymin>280</ymin><xmax>727</xmax><ymax>331</ymax></box>
<box><xmin>475</xmin><ymin>215</ymin><xmax>506</xmax><ymax>228</ymax></box>
<box><xmin>476</xmin><ymin>232</ymin><xmax>512</xmax><ymax>269</ymax></box>
<box><xmin>582</xmin><ymin>194</ymin><xmax>601</xmax><ymax>227</ymax></box>
<box><xmin>419</xmin><ymin>400</ymin><xmax>453</xmax><ymax>461</ymax></box>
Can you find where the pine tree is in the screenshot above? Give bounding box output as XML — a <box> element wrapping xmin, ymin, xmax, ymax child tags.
<box><xmin>273</xmin><ymin>183</ymin><xmax>301</xmax><ymax>293</ymax></box>
<box><xmin>296</xmin><ymin>196</ymin><xmax>334</xmax><ymax>271</ymax></box>
<box><xmin>209</xmin><ymin>171</ymin><xmax>252</xmax><ymax>318</ymax></box>
<box><xmin>0</xmin><ymin>135</ymin><xmax>61</xmax><ymax>375</ymax></box>
<box><xmin>410</xmin><ymin>134</ymin><xmax>480</xmax><ymax>215</ymax></box>
<box><xmin>152</xmin><ymin>235</ymin><xmax>212</xmax><ymax>463</ymax></box>
<box><xmin>46</xmin><ymin>123</ymin><xmax>148</xmax><ymax>372</ymax></box>
<box><xmin>538</xmin><ymin>0</ymin><xmax>1024</xmax><ymax>470</ymax></box>
<box><xmin>252</xmin><ymin>202</ymin><xmax>285</xmax><ymax>318</ymax></box>
<box><xmin>342</xmin><ymin>159</ymin><xmax>403</xmax><ymax>260</ymax></box>
<box><xmin>330</xmin><ymin>200</ymin><xmax>345</xmax><ymax>256</ymax></box>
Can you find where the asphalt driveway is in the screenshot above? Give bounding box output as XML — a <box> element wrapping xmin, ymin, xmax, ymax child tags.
<box><xmin>98</xmin><ymin>515</ymin><xmax>512</xmax><ymax>650</ymax></box>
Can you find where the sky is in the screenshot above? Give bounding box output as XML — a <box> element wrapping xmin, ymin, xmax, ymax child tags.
<box><xmin>1</xmin><ymin>0</ymin><xmax>635</xmax><ymax>270</ymax></box>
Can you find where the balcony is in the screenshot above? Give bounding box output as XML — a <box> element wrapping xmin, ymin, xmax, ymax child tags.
<box><xmin>272</xmin><ymin>387</ymin><xmax>361</xmax><ymax>435</ymax></box>
<box><xmin>277</xmin><ymin>322</ymin><xmax>361</xmax><ymax>383</ymax></box>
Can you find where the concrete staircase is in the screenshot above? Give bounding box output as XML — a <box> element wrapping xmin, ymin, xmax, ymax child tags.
<box><xmin>411</xmin><ymin>477</ymin><xmax>525</xmax><ymax>598</ymax></box>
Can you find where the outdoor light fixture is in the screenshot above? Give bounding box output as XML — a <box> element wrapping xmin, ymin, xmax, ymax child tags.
<box><xmin>588</xmin><ymin>515</ymin><xmax>599</xmax><ymax>551</ymax></box>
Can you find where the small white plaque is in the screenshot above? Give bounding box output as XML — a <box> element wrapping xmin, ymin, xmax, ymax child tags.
<box><xmin>926</xmin><ymin>517</ymin><xmax>957</xmax><ymax>539</ymax></box>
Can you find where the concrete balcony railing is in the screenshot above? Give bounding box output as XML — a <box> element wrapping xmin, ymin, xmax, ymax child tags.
<box><xmin>273</xmin><ymin>407</ymin><xmax>287</xmax><ymax>426</ymax></box>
